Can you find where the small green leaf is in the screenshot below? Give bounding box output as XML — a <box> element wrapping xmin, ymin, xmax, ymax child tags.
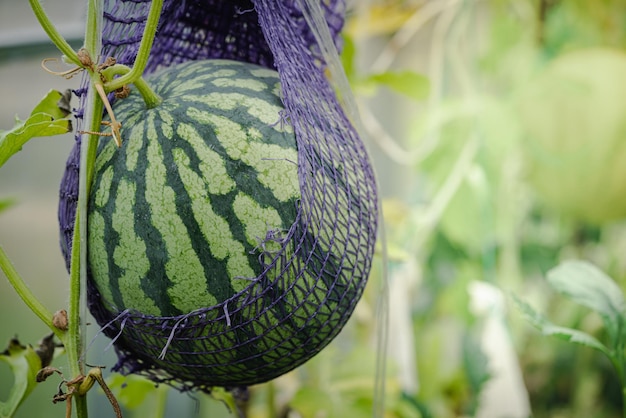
<box><xmin>547</xmin><ymin>260</ymin><xmax>626</xmax><ymax>326</ymax></box>
<box><xmin>0</xmin><ymin>338</ymin><xmax>42</xmax><ymax>418</ymax></box>
<box><xmin>107</xmin><ymin>373</ymin><xmax>158</xmax><ymax>409</ymax></box>
<box><xmin>0</xmin><ymin>198</ymin><xmax>15</xmax><ymax>213</ymax></box>
<box><xmin>462</xmin><ymin>332</ymin><xmax>490</xmax><ymax>409</ymax></box>
<box><xmin>0</xmin><ymin>90</ymin><xmax>72</xmax><ymax>168</ymax></box>
<box><xmin>208</xmin><ymin>387</ymin><xmax>239</xmax><ymax>415</ymax></box>
<box><xmin>340</xmin><ymin>33</ymin><xmax>356</xmax><ymax>82</ymax></box>
<box><xmin>512</xmin><ymin>295</ymin><xmax>611</xmax><ymax>357</ymax></box>
<box><xmin>291</xmin><ymin>387</ymin><xmax>332</xmax><ymax>417</ymax></box>
<box><xmin>366</xmin><ymin>70</ymin><xmax>430</xmax><ymax>101</ymax></box>
<box><xmin>31</xmin><ymin>88</ymin><xmax>72</xmax><ymax>120</ymax></box>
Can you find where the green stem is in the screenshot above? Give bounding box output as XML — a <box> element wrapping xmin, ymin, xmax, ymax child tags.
<box><xmin>65</xmin><ymin>3</ymin><xmax>104</xmax><ymax>418</ymax></box>
<box><xmin>606</xmin><ymin>341</ymin><xmax>626</xmax><ymax>418</ymax></box>
<box><xmin>104</xmin><ymin>0</ymin><xmax>164</xmax><ymax>91</ymax></box>
<box><xmin>74</xmin><ymin>396</ymin><xmax>89</xmax><ymax>418</ymax></box>
<box><xmin>102</xmin><ymin>64</ymin><xmax>162</xmax><ymax>108</ymax></box>
<box><xmin>66</xmin><ymin>208</ymin><xmax>85</xmax><ymax>377</ymax></box>
<box><xmin>153</xmin><ymin>385</ymin><xmax>169</xmax><ymax>417</ymax></box>
<box><xmin>132</xmin><ymin>76</ymin><xmax>162</xmax><ymax>108</ymax></box>
<box><xmin>66</xmin><ymin>212</ymin><xmax>89</xmax><ymax>417</ymax></box>
<box><xmin>617</xmin><ymin>344</ymin><xmax>626</xmax><ymax>418</ymax></box>
<box><xmin>84</xmin><ymin>0</ymin><xmax>102</xmax><ymax>56</ymax></box>
<box><xmin>266</xmin><ymin>380</ymin><xmax>276</xmax><ymax>418</ymax></box>
<box><xmin>28</xmin><ymin>0</ymin><xmax>81</xmax><ymax>66</ymax></box>
<box><xmin>66</xmin><ymin>90</ymin><xmax>101</xmax><ymax>418</ymax></box>
<box><xmin>0</xmin><ymin>245</ymin><xmax>66</xmax><ymax>342</ymax></box>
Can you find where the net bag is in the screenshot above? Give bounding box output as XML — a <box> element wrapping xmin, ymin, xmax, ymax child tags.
<box><xmin>58</xmin><ymin>0</ymin><xmax>378</xmax><ymax>391</ymax></box>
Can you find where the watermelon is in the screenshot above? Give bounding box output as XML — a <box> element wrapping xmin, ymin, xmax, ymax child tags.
<box><xmin>89</xmin><ymin>59</ymin><xmax>299</xmax><ymax>317</ymax></box>
<box><xmin>86</xmin><ymin>59</ymin><xmax>364</xmax><ymax>387</ymax></box>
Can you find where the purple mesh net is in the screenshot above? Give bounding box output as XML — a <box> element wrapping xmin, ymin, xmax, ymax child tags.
<box><xmin>58</xmin><ymin>0</ymin><xmax>378</xmax><ymax>391</ymax></box>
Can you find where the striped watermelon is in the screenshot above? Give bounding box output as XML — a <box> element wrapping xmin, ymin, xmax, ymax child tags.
<box><xmin>86</xmin><ymin>58</ymin><xmax>370</xmax><ymax>387</ymax></box>
<box><xmin>88</xmin><ymin>59</ymin><xmax>300</xmax><ymax>318</ymax></box>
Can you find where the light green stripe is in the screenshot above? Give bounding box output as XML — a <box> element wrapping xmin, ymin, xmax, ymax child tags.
<box><xmin>174</xmin><ymin>148</ymin><xmax>255</xmax><ymax>291</ymax></box>
<box><xmin>243</xmin><ymin>96</ymin><xmax>285</xmax><ymax>127</ymax></box>
<box><xmin>211</xmin><ymin>77</ymin><xmax>267</xmax><ymax>91</ymax></box>
<box><xmin>245</xmin><ymin>140</ymin><xmax>299</xmax><ymax>202</ymax></box>
<box><xmin>118</xmin><ymin>108</ymin><xmax>144</xmax><ymax>129</ymax></box>
<box><xmin>88</xmin><ymin>211</ymin><xmax>116</xmax><ymax>308</ymax></box>
<box><xmin>145</xmin><ymin>115</ymin><xmax>218</xmax><ymax>312</ymax></box>
<box><xmin>182</xmin><ymin>92</ymin><xmax>239</xmax><ymax>111</ymax></box>
<box><xmin>233</xmin><ymin>192</ymin><xmax>284</xmax><ymax>248</ymax></box>
<box><xmin>250</xmin><ymin>68</ymin><xmax>280</xmax><ymax>78</ymax></box>
<box><xmin>271</xmin><ymin>82</ymin><xmax>282</xmax><ymax>99</ymax></box>
<box><xmin>93</xmin><ymin>165</ymin><xmax>113</xmax><ymax>208</ymax></box>
<box><xmin>94</xmin><ymin>139</ymin><xmax>116</xmax><ymax>174</ymax></box>
<box><xmin>177</xmin><ymin>65</ymin><xmax>236</xmax><ymax>81</ymax></box>
<box><xmin>185</xmin><ymin>107</ymin><xmax>247</xmax><ymax>158</ymax></box>
<box><xmin>188</xmin><ymin>111</ymin><xmax>299</xmax><ymax>202</ymax></box>
<box><xmin>174</xmin><ymin>80</ymin><xmax>213</xmax><ymax>94</ymax></box>
<box><xmin>112</xmin><ymin>179</ymin><xmax>160</xmax><ymax>315</ymax></box>
<box><xmin>176</xmin><ymin>122</ymin><xmax>235</xmax><ymax>195</ymax></box>
<box><xmin>184</xmin><ymin>92</ymin><xmax>293</xmax><ymax>135</ymax></box>
<box><xmin>174</xmin><ymin>73</ymin><xmax>238</xmax><ymax>94</ymax></box>
<box><xmin>125</xmin><ymin>120</ymin><xmax>145</xmax><ymax>172</ymax></box>
<box><xmin>158</xmin><ymin>110</ymin><xmax>174</xmax><ymax>139</ymax></box>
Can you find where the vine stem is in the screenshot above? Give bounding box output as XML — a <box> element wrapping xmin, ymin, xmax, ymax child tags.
<box><xmin>0</xmin><ymin>245</ymin><xmax>66</xmax><ymax>342</ymax></box>
<box><xmin>66</xmin><ymin>1</ymin><xmax>104</xmax><ymax>416</ymax></box>
<box><xmin>22</xmin><ymin>0</ymin><xmax>164</xmax><ymax>416</ymax></box>
<box><xmin>28</xmin><ymin>0</ymin><xmax>81</xmax><ymax>66</ymax></box>
<box><xmin>104</xmin><ymin>0</ymin><xmax>164</xmax><ymax>91</ymax></box>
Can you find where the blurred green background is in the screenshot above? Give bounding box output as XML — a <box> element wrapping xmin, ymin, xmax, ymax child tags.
<box><xmin>3</xmin><ymin>0</ymin><xmax>626</xmax><ymax>417</ymax></box>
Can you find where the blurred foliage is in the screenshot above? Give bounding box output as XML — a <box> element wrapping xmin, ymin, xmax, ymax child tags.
<box><xmin>338</xmin><ymin>0</ymin><xmax>626</xmax><ymax>417</ymax></box>
<box><xmin>0</xmin><ymin>338</ymin><xmax>42</xmax><ymax>418</ymax></box>
<box><xmin>0</xmin><ymin>198</ymin><xmax>13</xmax><ymax>213</ymax></box>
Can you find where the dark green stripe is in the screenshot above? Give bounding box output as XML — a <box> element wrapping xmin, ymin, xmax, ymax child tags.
<box><xmin>157</xmin><ymin>119</ymin><xmax>238</xmax><ymax>305</ymax></box>
<box><xmin>143</xmin><ymin>114</ymin><xmax>219</xmax><ymax>315</ymax></box>
<box><xmin>125</xmin><ymin>122</ymin><xmax>177</xmax><ymax>315</ymax></box>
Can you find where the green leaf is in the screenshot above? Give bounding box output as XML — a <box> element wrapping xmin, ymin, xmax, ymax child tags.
<box><xmin>366</xmin><ymin>70</ymin><xmax>430</xmax><ymax>101</ymax></box>
<box><xmin>31</xmin><ymin>88</ymin><xmax>71</xmax><ymax>120</ymax></box>
<box><xmin>512</xmin><ymin>295</ymin><xmax>611</xmax><ymax>357</ymax></box>
<box><xmin>291</xmin><ymin>387</ymin><xmax>332</xmax><ymax>417</ymax></box>
<box><xmin>546</xmin><ymin>260</ymin><xmax>626</xmax><ymax>327</ymax></box>
<box><xmin>0</xmin><ymin>198</ymin><xmax>15</xmax><ymax>214</ymax></box>
<box><xmin>0</xmin><ymin>89</ymin><xmax>72</xmax><ymax>168</ymax></box>
<box><xmin>207</xmin><ymin>387</ymin><xmax>238</xmax><ymax>415</ymax></box>
<box><xmin>462</xmin><ymin>331</ymin><xmax>490</xmax><ymax>415</ymax></box>
<box><xmin>340</xmin><ymin>33</ymin><xmax>356</xmax><ymax>82</ymax></box>
<box><xmin>0</xmin><ymin>338</ymin><xmax>42</xmax><ymax>418</ymax></box>
<box><xmin>107</xmin><ymin>373</ymin><xmax>158</xmax><ymax>409</ymax></box>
